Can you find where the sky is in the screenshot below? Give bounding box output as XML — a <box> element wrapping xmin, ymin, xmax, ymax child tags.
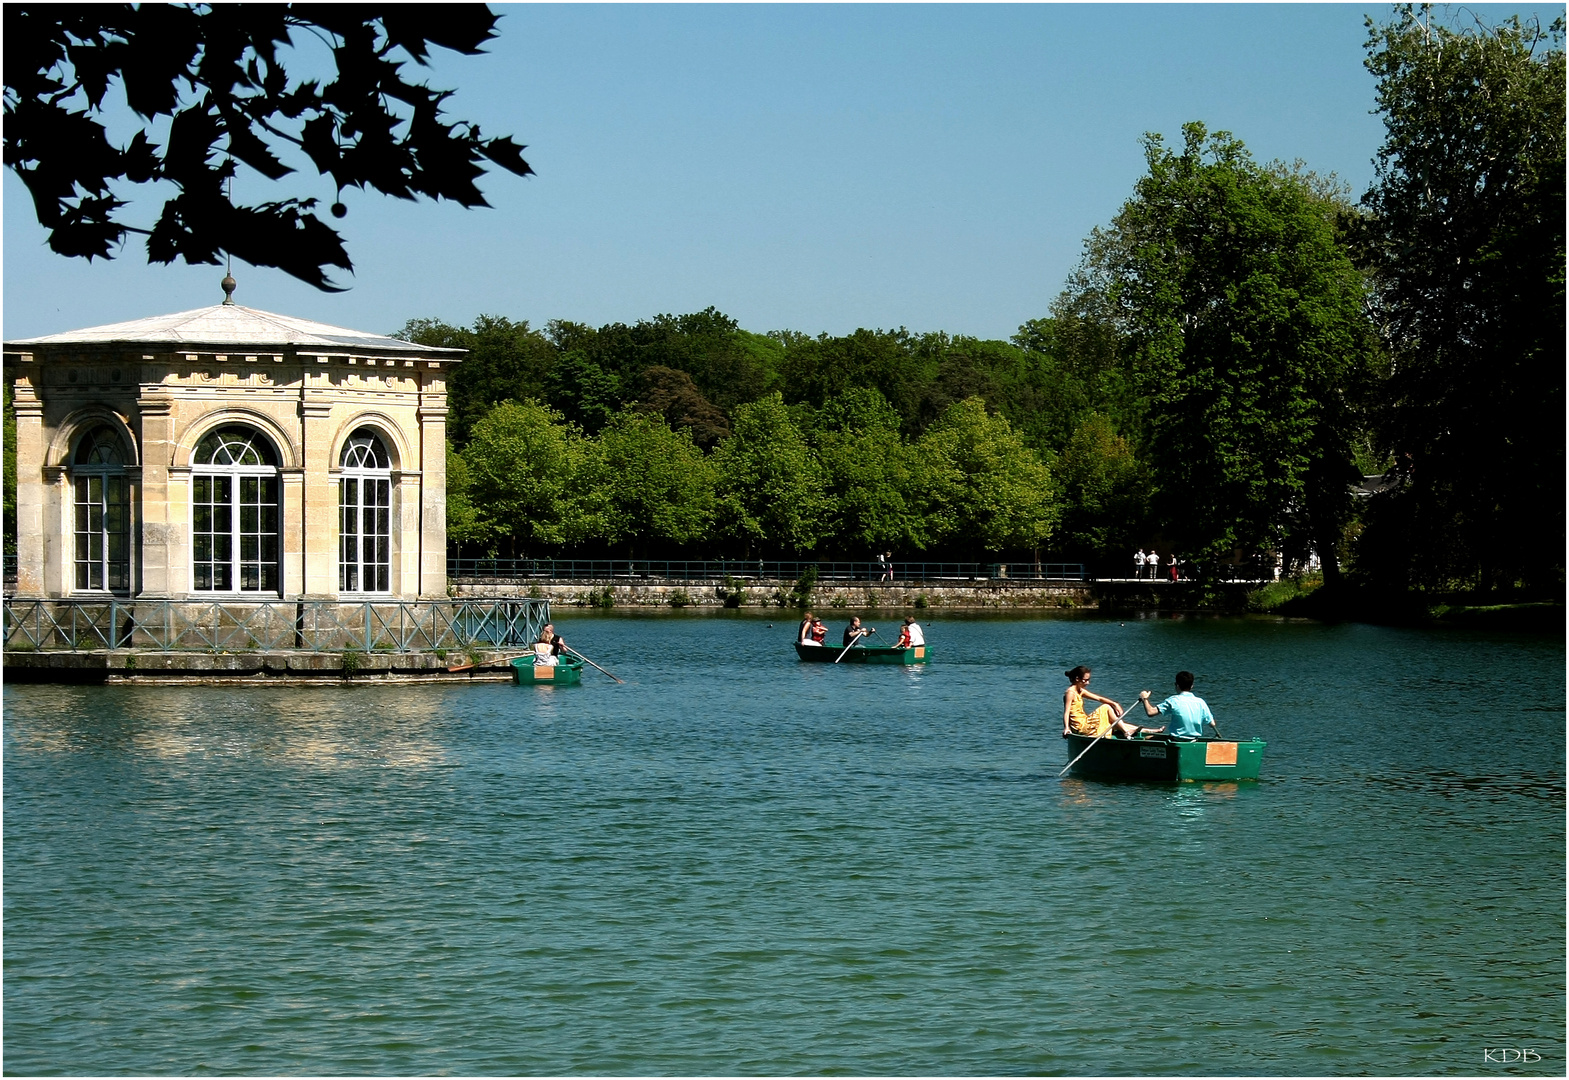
<box><xmin>3</xmin><ymin>3</ymin><xmax>1560</xmax><ymax>343</ymax></box>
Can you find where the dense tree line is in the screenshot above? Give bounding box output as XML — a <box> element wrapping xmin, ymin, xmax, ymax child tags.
<box><xmin>410</xmin><ymin>7</ymin><xmax>1563</xmax><ymax>594</ymax></box>
<box><xmin>443</xmin><ymin>391</ymin><xmax>1060</xmax><ymax>561</ymax></box>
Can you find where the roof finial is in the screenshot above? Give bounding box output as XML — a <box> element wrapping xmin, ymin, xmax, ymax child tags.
<box><xmin>221</xmin><ymin>271</ymin><xmax>237</xmax><ymax>305</ymax></box>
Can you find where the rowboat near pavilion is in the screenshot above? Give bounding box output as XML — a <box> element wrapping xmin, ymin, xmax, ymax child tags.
<box><xmin>511</xmin><ymin>655</ymin><xmax>584</xmax><ymax>685</ymax></box>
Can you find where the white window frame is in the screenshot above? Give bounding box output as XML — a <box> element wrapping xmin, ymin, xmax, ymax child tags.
<box><xmin>190</xmin><ymin>427</ymin><xmax>282</xmax><ymax>595</ymax></box>
<box><xmin>71</xmin><ymin>426</ymin><xmax>131</xmax><ymax>594</ymax></box>
<box><xmin>338</xmin><ymin>429</ymin><xmax>394</xmax><ymax>595</ymax></box>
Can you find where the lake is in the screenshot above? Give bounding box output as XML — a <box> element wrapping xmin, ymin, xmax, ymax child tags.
<box><xmin>4</xmin><ymin>611</ymin><xmax>1563</xmax><ymax>1075</ymax></box>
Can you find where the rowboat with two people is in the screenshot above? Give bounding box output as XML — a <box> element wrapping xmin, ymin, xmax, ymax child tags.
<box><xmin>512</xmin><ymin>653</ymin><xmax>584</xmax><ymax>684</ymax></box>
<box><xmin>1059</xmin><ymin>666</ymin><xmax>1265</xmax><ymax>781</ymax></box>
<box><xmin>504</xmin><ymin>621</ymin><xmax>622</xmax><ymax>686</ymax></box>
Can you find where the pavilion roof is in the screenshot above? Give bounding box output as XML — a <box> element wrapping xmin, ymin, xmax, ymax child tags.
<box><xmin>5</xmin><ymin>304</ymin><xmax>463</xmax><ymax>356</ymax></box>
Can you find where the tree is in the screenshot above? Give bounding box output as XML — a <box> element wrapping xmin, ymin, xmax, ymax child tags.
<box><xmin>546</xmin><ymin>351</ymin><xmax>624</xmax><ymax>435</ymax></box>
<box><xmin>458</xmin><ymin>400</ymin><xmax>603</xmax><ymax>553</ymax></box>
<box><xmin>4</xmin><ymin>5</ymin><xmax>532</xmax><ymax>290</ymax></box>
<box><xmin>1052</xmin><ymin>413</ymin><xmax>1149</xmax><ymax>560</ymax></box>
<box><xmin>712</xmin><ymin>393</ymin><xmax>828</xmax><ymax>554</ymax></box>
<box><xmin>1014</xmin><ymin>281</ymin><xmax>1144</xmax><ymax>453</ymax></box>
<box><xmin>1356</xmin><ymin>6</ymin><xmax>1565</xmax><ymax>591</ymax></box>
<box><xmin>1079</xmin><ymin>123</ymin><xmax>1373</xmax><ymax>578</ymax></box>
<box><xmin>596</xmin><ymin>411</ymin><xmax>717</xmax><ymax>553</ymax></box>
<box><xmin>397</xmin><ymin>315</ymin><xmax>557</xmax><ymax>447</ymax></box>
<box><xmin>812</xmin><ymin>388</ymin><xmax>928</xmax><ymax>554</ymax></box>
<box><xmin>444</xmin><ymin>442</ymin><xmax>482</xmax><ymax>547</ymax></box>
<box><xmin>914</xmin><ymin>397</ymin><xmax>1060</xmax><ymax>555</ymax></box>
<box><xmin>632</xmin><ymin>366</ymin><xmax>730</xmax><ymax>449</ymax></box>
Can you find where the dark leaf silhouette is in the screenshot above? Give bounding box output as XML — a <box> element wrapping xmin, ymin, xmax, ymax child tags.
<box><xmin>3</xmin><ymin>3</ymin><xmax>533</xmax><ymax>291</ymax></box>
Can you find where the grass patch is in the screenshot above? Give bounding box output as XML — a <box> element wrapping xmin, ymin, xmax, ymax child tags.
<box><xmin>1247</xmin><ymin>575</ymin><xmax>1322</xmax><ymax>613</ymax></box>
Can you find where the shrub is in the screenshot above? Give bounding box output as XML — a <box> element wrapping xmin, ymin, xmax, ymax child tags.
<box><xmin>719</xmin><ymin>575</ymin><xmax>746</xmax><ymax>608</ymax></box>
<box><xmin>789</xmin><ymin>565</ymin><xmax>818</xmax><ymax>608</ymax></box>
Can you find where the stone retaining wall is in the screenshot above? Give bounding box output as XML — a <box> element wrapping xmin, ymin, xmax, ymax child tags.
<box><xmin>451</xmin><ymin>578</ymin><xmax>1094</xmax><ymax>610</ymax></box>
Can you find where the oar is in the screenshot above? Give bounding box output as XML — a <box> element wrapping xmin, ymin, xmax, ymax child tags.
<box><xmin>1058</xmin><ymin>704</ymin><xmax>1129</xmax><ymax>778</ymax></box>
<box><xmin>564</xmin><ymin>645</ymin><xmax>623</xmax><ymax>683</ymax></box>
<box><xmin>833</xmin><ymin>632</ymin><xmax>862</xmax><ymax>663</ymax></box>
<box><xmin>447</xmin><ymin>651</ymin><xmax>532</xmax><ymax>673</ymax></box>
<box><xmin>834</xmin><ymin>625</ymin><xmax>876</xmax><ymax>663</ymax></box>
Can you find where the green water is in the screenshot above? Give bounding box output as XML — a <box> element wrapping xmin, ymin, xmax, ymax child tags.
<box><xmin>4</xmin><ymin>612</ymin><xmax>1563</xmax><ymax>1075</ymax></box>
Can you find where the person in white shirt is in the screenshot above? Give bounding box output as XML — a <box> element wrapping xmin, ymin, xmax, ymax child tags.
<box><xmin>1146</xmin><ymin>549</ymin><xmax>1160</xmax><ymax>579</ymax></box>
<box><xmin>532</xmin><ymin>629</ymin><xmax>558</xmax><ymax>666</ymax></box>
<box><xmin>897</xmin><ymin>615</ymin><xmax>924</xmax><ymax>648</ymax></box>
<box><xmin>1134</xmin><ymin>548</ymin><xmax>1146</xmax><ymax>579</ymax></box>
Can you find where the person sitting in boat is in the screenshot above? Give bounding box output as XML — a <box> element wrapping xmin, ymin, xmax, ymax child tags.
<box><xmin>842</xmin><ymin>616</ymin><xmax>874</xmax><ymax>648</ymax></box>
<box><xmin>1134</xmin><ymin>671</ymin><xmax>1216</xmax><ymax>738</ymax></box>
<box><xmin>895</xmin><ymin>615</ymin><xmax>924</xmax><ymax>649</ymax></box>
<box><xmin>810</xmin><ymin>617</ymin><xmax>828</xmax><ymax>645</ymax></box>
<box><xmin>542</xmin><ymin>623</ymin><xmax>567</xmax><ymax>656</ymax></box>
<box><xmin>532</xmin><ymin>628</ymin><xmax>559</xmax><ymax>667</ymax></box>
<box><xmin>1063</xmin><ymin>665</ymin><xmax>1159</xmax><ymax>740</ymax></box>
<box><xmin>798</xmin><ymin>611</ymin><xmax>818</xmax><ymax>646</ymax></box>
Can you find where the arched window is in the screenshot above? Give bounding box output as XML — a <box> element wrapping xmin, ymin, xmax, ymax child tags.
<box><xmin>192</xmin><ymin>425</ymin><xmax>280</xmax><ymax>593</ymax></box>
<box><xmin>339</xmin><ymin>428</ymin><xmax>392</xmax><ymax>593</ymax></box>
<box><xmin>72</xmin><ymin>426</ymin><xmax>130</xmax><ymax>592</ymax></box>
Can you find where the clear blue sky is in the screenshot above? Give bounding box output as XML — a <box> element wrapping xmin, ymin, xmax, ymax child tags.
<box><xmin>3</xmin><ymin>3</ymin><xmax>1558</xmax><ymax>342</ymax></box>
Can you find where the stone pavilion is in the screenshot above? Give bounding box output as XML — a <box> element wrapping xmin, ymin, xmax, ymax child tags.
<box><xmin>5</xmin><ymin>280</ymin><xmax>464</xmax><ymax>603</ymax></box>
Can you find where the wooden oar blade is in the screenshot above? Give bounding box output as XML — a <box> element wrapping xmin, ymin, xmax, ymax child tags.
<box><xmin>564</xmin><ymin>646</ymin><xmax>623</xmax><ymax>683</ymax></box>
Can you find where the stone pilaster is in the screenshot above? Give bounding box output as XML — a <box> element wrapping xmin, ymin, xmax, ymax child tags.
<box><xmin>393</xmin><ymin>469</ymin><xmax>423</xmax><ymax>599</ymax></box>
<box><xmin>299</xmin><ymin>397</ymin><xmax>336</xmax><ymax>598</ymax></box>
<box><xmin>280</xmin><ymin>467</ymin><xmax>306</xmax><ymax>598</ymax></box>
<box><xmin>121</xmin><ymin>465</ymin><xmax>142</xmax><ymax>596</ymax></box>
<box><xmin>417</xmin><ymin>391</ymin><xmax>448</xmax><ymax>600</ymax></box>
<box><xmin>41</xmin><ymin>465</ymin><xmax>68</xmax><ymax>596</ymax></box>
<box><xmin>11</xmin><ymin>377</ymin><xmax>46</xmax><ymax>597</ymax></box>
<box><xmin>134</xmin><ymin>393</ymin><xmax>176</xmax><ymax>598</ymax></box>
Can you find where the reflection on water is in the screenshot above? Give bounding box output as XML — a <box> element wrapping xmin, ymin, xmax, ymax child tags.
<box><xmin>4</xmin><ymin>613</ymin><xmax>1564</xmax><ymax>1076</ymax></box>
<box><xmin>8</xmin><ymin>685</ymin><xmax>451</xmax><ymax>770</ymax></box>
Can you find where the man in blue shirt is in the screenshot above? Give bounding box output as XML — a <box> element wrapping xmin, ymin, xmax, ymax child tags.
<box><xmin>1136</xmin><ymin>671</ymin><xmax>1217</xmax><ymax>737</ymax></box>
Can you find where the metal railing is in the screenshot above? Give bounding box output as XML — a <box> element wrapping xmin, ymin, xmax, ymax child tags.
<box><xmin>447</xmin><ymin>558</ymin><xmax>1087</xmax><ymax>583</ymax></box>
<box><xmin>3</xmin><ymin>598</ymin><xmax>550</xmax><ymax>654</ymax></box>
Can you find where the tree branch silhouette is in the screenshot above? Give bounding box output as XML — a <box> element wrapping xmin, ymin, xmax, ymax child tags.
<box><xmin>3</xmin><ymin>4</ymin><xmax>533</xmax><ymax>291</ymax></box>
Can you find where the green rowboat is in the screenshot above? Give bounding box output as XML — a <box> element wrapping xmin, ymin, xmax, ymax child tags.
<box><xmin>510</xmin><ymin>655</ymin><xmax>584</xmax><ymax>685</ymax></box>
<box><xmin>794</xmin><ymin>642</ymin><xmax>930</xmax><ymax>665</ymax></box>
<box><xmin>1063</xmin><ymin>733</ymin><xmax>1265</xmax><ymax>782</ymax></box>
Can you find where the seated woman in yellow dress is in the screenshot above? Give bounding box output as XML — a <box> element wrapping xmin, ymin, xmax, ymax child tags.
<box><xmin>1062</xmin><ymin>665</ymin><xmax>1161</xmax><ymax>739</ymax></box>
